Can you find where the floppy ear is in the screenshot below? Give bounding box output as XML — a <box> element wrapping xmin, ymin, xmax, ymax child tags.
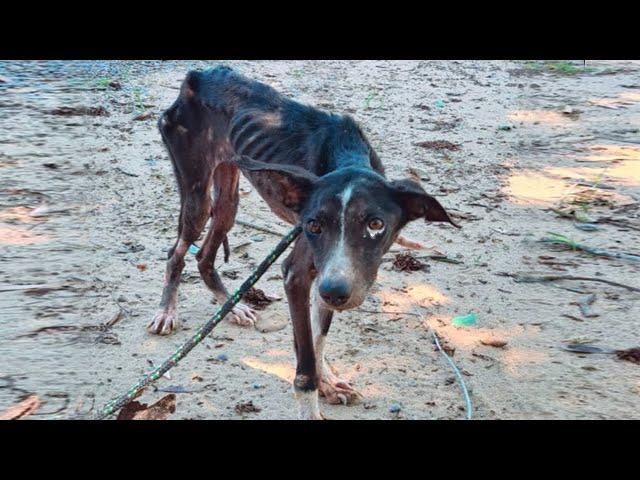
<box><xmin>390</xmin><ymin>179</ymin><xmax>460</xmax><ymax>228</ymax></box>
<box><xmin>235</xmin><ymin>155</ymin><xmax>318</xmax><ymax>213</ymax></box>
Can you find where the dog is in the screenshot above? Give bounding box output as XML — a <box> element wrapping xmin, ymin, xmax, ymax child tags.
<box><xmin>149</xmin><ymin>66</ymin><xmax>459</xmax><ymax>419</ymax></box>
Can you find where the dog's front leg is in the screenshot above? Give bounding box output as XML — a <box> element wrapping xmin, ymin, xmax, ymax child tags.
<box><xmin>282</xmin><ymin>238</ymin><xmax>322</xmax><ymax>420</ymax></box>
<box><xmin>311</xmin><ymin>285</ymin><xmax>362</xmax><ymax>406</ymax></box>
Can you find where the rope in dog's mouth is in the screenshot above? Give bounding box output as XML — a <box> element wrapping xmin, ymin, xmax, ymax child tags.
<box><xmin>96</xmin><ymin>224</ymin><xmax>302</xmax><ymax>419</ymax></box>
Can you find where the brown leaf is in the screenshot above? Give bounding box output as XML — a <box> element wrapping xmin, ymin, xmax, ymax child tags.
<box><xmin>235</xmin><ymin>400</ymin><xmax>261</xmax><ymax>414</ymax></box>
<box><xmin>392</xmin><ymin>253</ymin><xmax>429</xmax><ymax>273</ymax></box>
<box><xmin>480</xmin><ymin>337</ymin><xmax>508</xmax><ymax>348</ymax></box>
<box><xmin>616</xmin><ymin>348</ymin><xmax>640</xmax><ymax>365</ymax></box>
<box><xmin>133</xmin><ymin>111</ymin><xmax>153</xmax><ymax>121</ymax></box>
<box><xmin>0</xmin><ymin>395</ymin><xmax>41</xmax><ymax>420</ymax></box>
<box><xmin>117</xmin><ymin>394</ymin><xmax>176</xmax><ymax>420</ymax></box>
<box><xmin>414</xmin><ymin>140</ymin><xmax>460</xmax><ymax>151</ymax></box>
<box><xmin>242</xmin><ymin>287</ymin><xmax>274</xmax><ymax>310</ymax></box>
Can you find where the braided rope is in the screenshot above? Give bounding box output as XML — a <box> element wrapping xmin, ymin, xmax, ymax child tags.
<box><xmin>432</xmin><ymin>331</ymin><xmax>473</xmax><ymax>420</ymax></box>
<box><xmin>97</xmin><ymin>224</ymin><xmax>302</xmax><ymax>419</ymax></box>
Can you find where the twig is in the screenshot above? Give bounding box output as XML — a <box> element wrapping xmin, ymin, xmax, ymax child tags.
<box><xmin>383</xmin><ymin>254</ymin><xmax>462</xmax><ymax>265</ymax></box>
<box><xmin>541</xmin><ymin>233</ymin><xmax>640</xmax><ymax>262</ymax></box>
<box><xmin>115</xmin><ymin>167</ymin><xmax>139</xmax><ymax>177</ymax></box>
<box><xmin>497</xmin><ymin>272</ymin><xmax>640</xmax><ymax>293</ymax></box>
<box><xmin>236</xmin><ymin>219</ymin><xmax>287</xmax><ymax>237</ymax></box>
<box><xmin>0</xmin><ymin>283</ymin><xmax>67</xmax><ymax>293</ymax></box>
<box><xmin>354</xmin><ymin>308</ymin><xmax>422</xmax><ymax>317</ymax></box>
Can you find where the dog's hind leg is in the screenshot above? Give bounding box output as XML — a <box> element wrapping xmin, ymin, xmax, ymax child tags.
<box><xmin>196</xmin><ymin>161</ymin><xmax>257</xmax><ymax>327</ymax></box>
<box><xmin>148</xmin><ymin>176</ymin><xmax>212</xmax><ymax>335</ymax></box>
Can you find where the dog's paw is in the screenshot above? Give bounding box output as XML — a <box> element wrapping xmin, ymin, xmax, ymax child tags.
<box><xmin>295</xmin><ymin>390</ymin><xmax>325</xmax><ymax>420</ymax></box>
<box><xmin>319</xmin><ymin>367</ymin><xmax>362</xmax><ymax>406</ymax></box>
<box><xmin>147</xmin><ymin>308</ymin><xmax>179</xmax><ymax>335</ymax></box>
<box><xmin>228</xmin><ymin>302</ymin><xmax>257</xmax><ymax>327</ymax></box>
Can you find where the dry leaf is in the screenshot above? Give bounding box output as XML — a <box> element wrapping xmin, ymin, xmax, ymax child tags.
<box><xmin>116</xmin><ymin>394</ymin><xmax>176</xmax><ymax>420</ymax></box>
<box><xmin>0</xmin><ymin>395</ymin><xmax>41</xmax><ymax>420</ymax></box>
<box><xmin>480</xmin><ymin>337</ymin><xmax>508</xmax><ymax>348</ymax></box>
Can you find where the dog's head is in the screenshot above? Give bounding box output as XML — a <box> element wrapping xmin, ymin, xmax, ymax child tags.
<box><xmin>237</xmin><ymin>156</ymin><xmax>459</xmax><ymax>311</ymax></box>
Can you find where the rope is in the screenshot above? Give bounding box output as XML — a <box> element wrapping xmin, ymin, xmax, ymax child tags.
<box><xmin>96</xmin><ymin>224</ymin><xmax>302</xmax><ymax>419</ymax></box>
<box><xmin>432</xmin><ymin>331</ymin><xmax>473</xmax><ymax>420</ymax></box>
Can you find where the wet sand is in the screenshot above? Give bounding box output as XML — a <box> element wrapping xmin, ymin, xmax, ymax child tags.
<box><xmin>1</xmin><ymin>60</ymin><xmax>638</xmax><ymax>419</ymax></box>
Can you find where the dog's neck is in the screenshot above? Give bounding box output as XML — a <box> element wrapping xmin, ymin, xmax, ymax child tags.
<box><xmin>333</xmin><ymin>151</ymin><xmax>371</xmax><ymax>171</ymax></box>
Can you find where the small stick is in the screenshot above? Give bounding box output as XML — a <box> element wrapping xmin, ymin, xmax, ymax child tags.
<box><xmin>498</xmin><ymin>272</ymin><xmax>640</xmax><ymax>293</ymax></box>
<box><xmin>354</xmin><ymin>308</ymin><xmax>422</xmax><ymax>317</ymax></box>
<box><xmin>115</xmin><ymin>167</ymin><xmax>139</xmax><ymax>177</ymax></box>
<box><xmin>236</xmin><ymin>219</ymin><xmax>287</xmax><ymax>237</ymax></box>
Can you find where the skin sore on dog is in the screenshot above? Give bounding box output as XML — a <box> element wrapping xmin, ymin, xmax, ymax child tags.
<box><xmin>259</xmin><ymin>111</ymin><xmax>281</xmax><ymax>129</ymax></box>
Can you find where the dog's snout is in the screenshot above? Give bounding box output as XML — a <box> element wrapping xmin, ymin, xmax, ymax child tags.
<box><xmin>318</xmin><ymin>278</ymin><xmax>352</xmax><ymax>307</ymax></box>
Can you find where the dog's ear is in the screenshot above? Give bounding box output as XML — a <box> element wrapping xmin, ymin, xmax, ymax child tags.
<box><xmin>390</xmin><ymin>179</ymin><xmax>460</xmax><ymax>228</ymax></box>
<box><xmin>235</xmin><ymin>155</ymin><xmax>318</xmax><ymax>213</ymax></box>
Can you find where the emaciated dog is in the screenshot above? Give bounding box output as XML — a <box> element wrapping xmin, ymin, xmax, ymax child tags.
<box><xmin>149</xmin><ymin>66</ymin><xmax>458</xmax><ymax>419</ymax></box>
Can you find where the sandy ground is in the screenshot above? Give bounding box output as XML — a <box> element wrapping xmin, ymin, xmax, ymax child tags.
<box><xmin>1</xmin><ymin>60</ymin><xmax>639</xmax><ymax>420</ymax></box>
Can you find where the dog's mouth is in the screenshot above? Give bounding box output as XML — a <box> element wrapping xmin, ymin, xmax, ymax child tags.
<box><xmin>315</xmin><ymin>288</ymin><xmax>367</xmax><ymax>312</ymax></box>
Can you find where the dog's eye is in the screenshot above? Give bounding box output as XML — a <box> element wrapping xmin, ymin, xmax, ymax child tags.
<box><xmin>307</xmin><ymin>219</ymin><xmax>322</xmax><ymax>234</ymax></box>
<box><xmin>368</xmin><ymin>218</ymin><xmax>384</xmax><ymax>231</ymax></box>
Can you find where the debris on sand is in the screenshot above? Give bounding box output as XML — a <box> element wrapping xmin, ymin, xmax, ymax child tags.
<box><xmin>452</xmin><ymin>313</ymin><xmax>477</xmax><ymax>328</ymax></box>
<box><xmin>242</xmin><ymin>287</ymin><xmax>274</xmax><ymax>310</ymax></box>
<box><xmin>392</xmin><ymin>252</ymin><xmax>429</xmax><ymax>272</ymax></box>
<box><xmin>541</xmin><ymin>232</ymin><xmax>640</xmax><ymax>262</ymax></box>
<box><xmin>0</xmin><ymin>395</ymin><xmax>41</xmax><ymax>420</ymax></box>
<box><xmin>616</xmin><ymin>348</ymin><xmax>640</xmax><ymax>365</ymax></box>
<box><xmin>480</xmin><ymin>337</ymin><xmax>508</xmax><ymax>348</ymax></box>
<box><xmin>48</xmin><ymin>106</ymin><xmax>109</xmax><ymax>117</ymax></box>
<box><xmin>562</xmin><ymin>105</ymin><xmax>581</xmax><ymax>118</ymax></box>
<box><xmin>574</xmin><ymin>293</ymin><xmax>599</xmax><ymax>318</ymax></box>
<box><xmin>133</xmin><ymin>111</ymin><xmax>153</xmax><ymax>121</ymax></box>
<box><xmin>414</xmin><ymin>140</ymin><xmax>460</xmax><ymax>151</ymax></box>
<box><xmin>562</xmin><ymin>344</ymin><xmax>640</xmax><ymax>365</ymax></box>
<box><xmin>117</xmin><ymin>394</ymin><xmax>176</xmax><ymax>420</ymax></box>
<box><xmin>235</xmin><ymin>400</ymin><xmax>261</xmax><ymax>414</ymax></box>
<box><xmin>499</xmin><ymin>271</ymin><xmax>640</xmax><ymax>293</ymax></box>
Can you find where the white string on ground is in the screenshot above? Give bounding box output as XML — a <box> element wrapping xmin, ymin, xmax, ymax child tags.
<box><xmin>432</xmin><ymin>331</ymin><xmax>473</xmax><ymax>420</ymax></box>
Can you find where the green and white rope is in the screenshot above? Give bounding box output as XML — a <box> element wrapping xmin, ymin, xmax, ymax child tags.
<box><xmin>96</xmin><ymin>224</ymin><xmax>302</xmax><ymax>419</ymax></box>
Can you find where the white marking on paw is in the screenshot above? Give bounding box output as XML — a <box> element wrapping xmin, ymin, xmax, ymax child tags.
<box><xmin>294</xmin><ymin>389</ymin><xmax>322</xmax><ymax>420</ymax></box>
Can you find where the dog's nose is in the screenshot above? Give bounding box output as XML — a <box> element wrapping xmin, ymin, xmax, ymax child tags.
<box><xmin>318</xmin><ymin>278</ymin><xmax>351</xmax><ymax>307</ymax></box>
